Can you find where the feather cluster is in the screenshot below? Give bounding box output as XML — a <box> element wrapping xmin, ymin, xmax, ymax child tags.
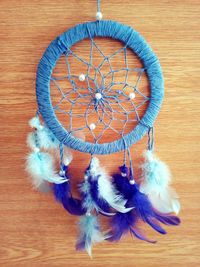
<box><xmin>140</xmin><ymin>150</ymin><xmax>180</xmax><ymax>214</ymax></box>
<box><xmin>79</xmin><ymin>157</ymin><xmax>132</xmax><ymax>215</ymax></box>
<box><xmin>26</xmin><ymin>116</ymin><xmax>181</xmax><ymax>255</ymax></box>
<box><xmin>108</xmin><ymin>165</ymin><xmax>180</xmax><ymax>243</ymax></box>
<box><xmin>26</xmin><ymin>116</ymin><xmax>67</xmax><ymax>189</ymax></box>
<box><xmin>77</xmin><ymin>157</ymin><xmax>132</xmax><ymax>256</ymax></box>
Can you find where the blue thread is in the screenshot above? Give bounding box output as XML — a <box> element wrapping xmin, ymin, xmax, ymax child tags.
<box><xmin>97</xmin><ymin>0</ymin><xmax>101</xmax><ymax>13</ymax></box>
<box><xmin>36</xmin><ymin>20</ymin><xmax>164</xmax><ymax>155</ymax></box>
<box><xmin>148</xmin><ymin>127</ymin><xmax>154</xmax><ymax>151</ymax></box>
<box><xmin>59</xmin><ymin>143</ymin><xmax>64</xmax><ymax>170</ymax></box>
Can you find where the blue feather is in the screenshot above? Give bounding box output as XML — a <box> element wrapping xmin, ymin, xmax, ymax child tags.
<box><xmin>53</xmin><ymin>167</ymin><xmax>86</xmax><ymax>216</ymax></box>
<box><xmin>108</xmin><ymin>210</ymin><xmax>155</xmax><ymax>243</ymax></box>
<box><xmin>126</xmin><ymin>184</ymin><xmax>167</xmax><ymax>234</ymax></box>
<box><xmin>110</xmin><ymin>166</ymin><xmax>180</xmax><ymax>242</ymax></box>
<box><xmin>89</xmin><ymin>175</ymin><xmax>112</xmax><ymax>213</ymax></box>
<box><xmin>154</xmin><ymin>211</ymin><xmax>181</xmax><ymax>225</ymax></box>
<box><xmin>76</xmin><ymin>214</ymin><xmax>108</xmax><ymax>257</ymax></box>
<box><xmin>53</xmin><ymin>182</ymin><xmax>86</xmax><ymax>216</ymax></box>
<box><xmin>108</xmin><ymin>211</ymin><xmax>135</xmax><ymax>241</ymax></box>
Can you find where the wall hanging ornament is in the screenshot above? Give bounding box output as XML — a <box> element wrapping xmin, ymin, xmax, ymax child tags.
<box><xmin>26</xmin><ymin>0</ymin><xmax>181</xmax><ymax>257</ymax></box>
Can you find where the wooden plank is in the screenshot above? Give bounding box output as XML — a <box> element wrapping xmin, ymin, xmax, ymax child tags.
<box><xmin>0</xmin><ymin>1</ymin><xmax>200</xmax><ymax>266</ymax></box>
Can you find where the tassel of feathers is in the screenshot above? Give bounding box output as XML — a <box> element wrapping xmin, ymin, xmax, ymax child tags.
<box><xmin>108</xmin><ymin>165</ymin><xmax>155</xmax><ymax>243</ymax></box>
<box><xmin>109</xmin><ymin>164</ymin><xmax>180</xmax><ymax>242</ymax></box>
<box><xmin>79</xmin><ymin>157</ymin><xmax>132</xmax><ymax>215</ymax></box>
<box><xmin>26</xmin><ymin>116</ymin><xmax>67</xmax><ymax>188</ymax></box>
<box><xmin>140</xmin><ymin>150</ymin><xmax>180</xmax><ymax>214</ymax></box>
<box><xmin>76</xmin><ymin>157</ymin><xmax>132</xmax><ymax>256</ymax></box>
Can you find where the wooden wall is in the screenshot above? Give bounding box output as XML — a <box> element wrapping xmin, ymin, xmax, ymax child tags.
<box><xmin>0</xmin><ymin>1</ymin><xmax>200</xmax><ymax>266</ymax></box>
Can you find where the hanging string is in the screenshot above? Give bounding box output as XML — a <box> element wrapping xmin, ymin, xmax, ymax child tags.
<box><xmin>122</xmin><ymin>136</ymin><xmax>128</xmax><ymax>167</ymax></box>
<box><xmin>127</xmin><ymin>148</ymin><xmax>135</xmax><ymax>182</ymax></box>
<box><xmin>35</xmin><ymin>110</ymin><xmax>40</xmax><ymax>117</ymax></box>
<box><xmin>147</xmin><ymin>127</ymin><xmax>154</xmax><ymax>151</ymax></box>
<box><xmin>97</xmin><ymin>0</ymin><xmax>101</xmax><ymax>13</ymax></box>
<box><xmin>96</xmin><ymin>0</ymin><xmax>103</xmax><ymax>20</ymax></box>
<box><xmin>59</xmin><ymin>142</ymin><xmax>65</xmax><ymax>172</ymax></box>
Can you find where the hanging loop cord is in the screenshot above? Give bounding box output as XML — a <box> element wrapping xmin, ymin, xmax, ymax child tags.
<box><xmin>96</xmin><ymin>0</ymin><xmax>103</xmax><ymax>20</ymax></box>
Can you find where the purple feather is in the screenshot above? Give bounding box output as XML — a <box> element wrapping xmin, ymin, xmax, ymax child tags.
<box><xmin>53</xmin><ymin>182</ymin><xmax>86</xmax><ymax>216</ymax></box>
<box><xmin>108</xmin><ymin>212</ymin><xmax>135</xmax><ymax>241</ymax></box>
<box><xmin>53</xmin><ymin>167</ymin><xmax>86</xmax><ymax>216</ymax></box>
<box><xmin>126</xmin><ymin>183</ymin><xmax>167</xmax><ymax>234</ymax></box>
<box><xmin>109</xmin><ymin>165</ymin><xmax>180</xmax><ymax>241</ymax></box>
<box><xmin>130</xmin><ymin>228</ymin><xmax>156</xmax><ymax>243</ymax></box>
<box><xmin>108</xmin><ymin>210</ymin><xmax>155</xmax><ymax>243</ymax></box>
<box><xmin>89</xmin><ymin>175</ymin><xmax>112</xmax><ymax>213</ymax></box>
<box><xmin>76</xmin><ymin>239</ymin><xmax>86</xmax><ymax>251</ymax></box>
<box><xmin>154</xmin><ymin>211</ymin><xmax>181</xmax><ymax>225</ymax></box>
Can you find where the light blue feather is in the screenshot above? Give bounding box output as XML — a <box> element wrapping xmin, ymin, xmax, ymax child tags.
<box><xmin>37</xmin><ymin>126</ymin><xmax>60</xmax><ymax>150</ymax></box>
<box><xmin>26</xmin><ymin>152</ymin><xmax>67</xmax><ymax>188</ymax></box>
<box><xmin>140</xmin><ymin>150</ymin><xmax>180</xmax><ymax>214</ymax></box>
<box><xmin>80</xmin><ymin>179</ymin><xmax>99</xmax><ymax>212</ymax></box>
<box><xmin>76</xmin><ymin>214</ymin><xmax>109</xmax><ymax>257</ymax></box>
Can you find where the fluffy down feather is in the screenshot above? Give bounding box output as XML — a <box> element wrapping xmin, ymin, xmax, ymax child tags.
<box><xmin>36</xmin><ymin>127</ymin><xmax>59</xmax><ymax>150</ymax></box>
<box><xmin>26</xmin><ymin>152</ymin><xmax>67</xmax><ymax>188</ymax></box>
<box><xmin>76</xmin><ymin>214</ymin><xmax>109</xmax><ymax>257</ymax></box>
<box><xmin>29</xmin><ymin>116</ymin><xmax>41</xmax><ymax>129</ymax></box>
<box><xmin>27</xmin><ymin>126</ymin><xmax>59</xmax><ymax>151</ymax></box>
<box><xmin>140</xmin><ymin>150</ymin><xmax>180</xmax><ymax>214</ymax></box>
<box><xmin>79</xmin><ymin>178</ymin><xmax>100</xmax><ymax>212</ymax></box>
<box><xmin>27</xmin><ymin>132</ymin><xmax>38</xmax><ymax>151</ymax></box>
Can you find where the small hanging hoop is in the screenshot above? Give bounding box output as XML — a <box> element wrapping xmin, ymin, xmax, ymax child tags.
<box><xmin>36</xmin><ymin>20</ymin><xmax>164</xmax><ymax>155</ymax></box>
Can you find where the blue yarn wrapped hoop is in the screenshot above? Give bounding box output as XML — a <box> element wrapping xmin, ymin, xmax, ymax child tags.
<box><xmin>36</xmin><ymin>20</ymin><xmax>164</xmax><ymax>155</ymax></box>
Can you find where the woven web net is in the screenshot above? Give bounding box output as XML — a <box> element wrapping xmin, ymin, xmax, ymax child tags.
<box><xmin>50</xmin><ymin>36</ymin><xmax>150</xmax><ymax>144</ymax></box>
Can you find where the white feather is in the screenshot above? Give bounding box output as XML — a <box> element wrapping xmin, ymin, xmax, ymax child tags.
<box><xmin>36</xmin><ymin>127</ymin><xmax>59</xmax><ymax>150</ymax></box>
<box><xmin>27</xmin><ymin>132</ymin><xmax>38</xmax><ymax>150</ymax></box>
<box><xmin>140</xmin><ymin>150</ymin><xmax>180</xmax><ymax>214</ymax></box>
<box><xmin>26</xmin><ymin>152</ymin><xmax>67</xmax><ymax>188</ymax></box>
<box><xmin>63</xmin><ymin>147</ymin><xmax>73</xmax><ymax>166</ymax></box>
<box><xmin>143</xmin><ymin>150</ymin><xmax>172</xmax><ymax>187</ymax></box>
<box><xmin>29</xmin><ymin>116</ymin><xmax>42</xmax><ymax>129</ymax></box>
<box><xmin>76</xmin><ymin>214</ymin><xmax>109</xmax><ymax>257</ymax></box>
<box><xmin>90</xmin><ymin>157</ymin><xmax>132</xmax><ymax>213</ymax></box>
<box><xmin>79</xmin><ymin>179</ymin><xmax>99</xmax><ymax>212</ymax></box>
<box><xmin>147</xmin><ymin>188</ymin><xmax>181</xmax><ymax>214</ymax></box>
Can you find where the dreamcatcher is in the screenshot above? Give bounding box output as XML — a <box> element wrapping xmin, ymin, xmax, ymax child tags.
<box><xmin>26</xmin><ymin>0</ymin><xmax>180</xmax><ymax>257</ymax></box>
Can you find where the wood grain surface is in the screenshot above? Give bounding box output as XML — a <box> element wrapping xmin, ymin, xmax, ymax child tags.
<box><xmin>0</xmin><ymin>1</ymin><xmax>200</xmax><ymax>266</ymax></box>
